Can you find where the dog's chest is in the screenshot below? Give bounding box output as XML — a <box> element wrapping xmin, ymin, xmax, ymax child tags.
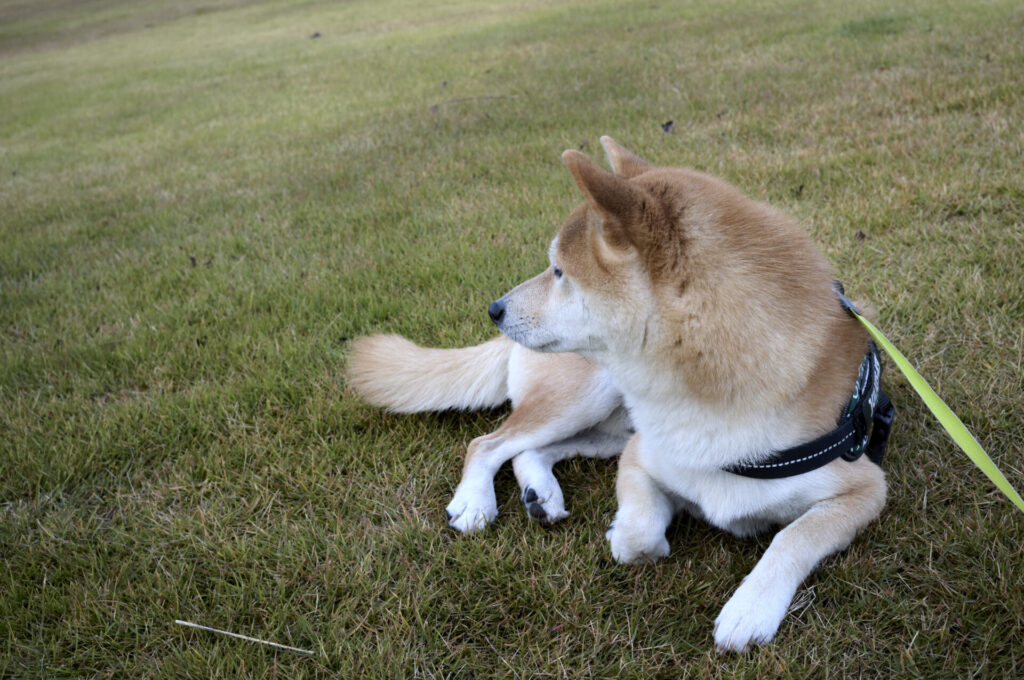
<box><xmin>627</xmin><ymin>397</ymin><xmax>825</xmax><ymax>531</ymax></box>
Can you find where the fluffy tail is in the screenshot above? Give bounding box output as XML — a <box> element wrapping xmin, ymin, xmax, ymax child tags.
<box><xmin>346</xmin><ymin>334</ymin><xmax>514</xmax><ymax>413</ymax></box>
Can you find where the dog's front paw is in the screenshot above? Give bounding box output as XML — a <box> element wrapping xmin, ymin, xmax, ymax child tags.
<box><xmin>713</xmin><ymin>578</ymin><xmax>791</xmax><ymax>652</ymax></box>
<box><xmin>445</xmin><ymin>481</ymin><xmax>497</xmax><ymax>534</ymax></box>
<box><xmin>605</xmin><ymin>521</ymin><xmax>670</xmax><ymax>564</ymax></box>
<box><xmin>521</xmin><ymin>486</ymin><xmax>569</xmax><ymax>525</ymax></box>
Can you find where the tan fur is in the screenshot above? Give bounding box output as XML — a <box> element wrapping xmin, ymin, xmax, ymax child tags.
<box><xmin>462</xmin><ymin>351</ymin><xmax>602</xmax><ymax>474</ymax></box>
<box><xmin>557</xmin><ymin>150</ymin><xmax>870</xmax><ymax>430</ymax></box>
<box><xmin>601</xmin><ymin>135</ymin><xmax>654</xmax><ymax>179</ymax></box>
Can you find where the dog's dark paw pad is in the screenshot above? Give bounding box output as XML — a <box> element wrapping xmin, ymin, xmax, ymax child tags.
<box><xmin>522</xmin><ymin>487</ymin><xmax>538</xmax><ymax>504</ymax></box>
<box><xmin>526</xmin><ymin>501</ymin><xmax>548</xmax><ymax>520</ymax></box>
<box><xmin>445</xmin><ymin>509</ymin><xmax>453</xmax><ymax>522</ymax></box>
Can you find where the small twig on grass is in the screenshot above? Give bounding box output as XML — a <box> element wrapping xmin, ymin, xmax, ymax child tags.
<box><xmin>174</xmin><ymin>619</ymin><xmax>315</xmax><ymax>656</ymax></box>
<box><xmin>442</xmin><ymin>94</ymin><xmax>521</xmax><ymax>104</ymax></box>
<box><xmin>429</xmin><ymin>94</ymin><xmax>521</xmax><ymax>112</ymax></box>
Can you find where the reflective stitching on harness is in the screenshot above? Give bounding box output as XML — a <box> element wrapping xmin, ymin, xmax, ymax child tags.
<box><xmin>742</xmin><ymin>430</ymin><xmax>855</xmax><ymax>469</ymax></box>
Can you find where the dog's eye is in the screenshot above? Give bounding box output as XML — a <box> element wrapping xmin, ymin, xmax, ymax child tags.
<box><xmin>553</xmin><ymin>266</ymin><xmax>563</xmax><ymax>279</ymax></box>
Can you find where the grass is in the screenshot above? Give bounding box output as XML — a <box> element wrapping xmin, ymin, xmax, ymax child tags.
<box><xmin>1</xmin><ymin>0</ymin><xmax>1022</xmax><ymax>676</ymax></box>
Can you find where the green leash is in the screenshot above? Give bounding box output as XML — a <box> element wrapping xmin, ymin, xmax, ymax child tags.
<box><xmin>839</xmin><ymin>292</ymin><xmax>1024</xmax><ymax>514</ymax></box>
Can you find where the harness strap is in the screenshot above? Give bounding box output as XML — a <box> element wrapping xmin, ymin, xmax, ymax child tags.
<box><xmin>726</xmin><ymin>417</ymin><xmax>860</xmax><ymax>479</ymax></box>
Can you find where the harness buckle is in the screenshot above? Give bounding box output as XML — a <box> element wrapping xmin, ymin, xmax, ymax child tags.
<box><xmin>841</xmin><ymin>376</ymin><xmax>875</xmax><ymax>462</ymax></box>
<box><xmin>841</xmin><ymin>416</ymin><xmax>868</xmax><ymax>461</ymax></box>
<box><xmin>866</xmin><ymin>394</ymin><xmax>895</xmax><ymax>466</ymax></box>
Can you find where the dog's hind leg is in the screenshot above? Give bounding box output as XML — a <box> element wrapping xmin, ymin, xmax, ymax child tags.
<box><xmin>513</xmin><ymin>448</ymin><xmax>571</xmax><ymax>524</ymax></box>
<box><xmin>713</xmin><ymin>461</ymin><xmax>886</xmax><ymax>652</ymax></box>
<box><xmin>513</xmin><ymin>407</ymin><xmax>631</xmax><ymax>524</ymax></box>
<box><xmin>445</xmin><ymin>353</ymin><xmax>621</xmax><ymax>534</ymax></box>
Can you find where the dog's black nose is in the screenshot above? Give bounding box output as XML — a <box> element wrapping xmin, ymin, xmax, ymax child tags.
<box><xmin>488</xmin><ymin>299</ymin><xmax>505</xmax><ymax>324</ymax></box>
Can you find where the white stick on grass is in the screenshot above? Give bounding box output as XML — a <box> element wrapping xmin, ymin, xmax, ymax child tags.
<box><xmin>174</xmin><ymin>619</ymin><xmax>315</xmax><ymax>655</ymax></box>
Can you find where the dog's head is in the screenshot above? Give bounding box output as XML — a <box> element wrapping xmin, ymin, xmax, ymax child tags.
<box><xmin>489</xmin><ymin>136</ymin><xmax>711</xmax><ymax>359</ymax></box>
<box><xmin>489</xmin><ymin>137</ymin><xmax>844</xmax><ymax>404</ymax></box>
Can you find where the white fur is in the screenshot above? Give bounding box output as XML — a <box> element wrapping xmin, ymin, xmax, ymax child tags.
<box><xmin>445</xmin><ymin>345</ymin><xmax>627</xmax><ymax>533</ymax></box>
<box><xmin>614</xmin><ymin>360</ymin><xmax>844</xmax><ymax>533</ymax></box>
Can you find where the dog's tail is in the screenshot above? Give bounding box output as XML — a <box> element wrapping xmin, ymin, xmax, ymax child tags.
<box><xmin>346</xmin><ymin>334</ymin><xmax>514</xmax><ymax>413</ymax></box>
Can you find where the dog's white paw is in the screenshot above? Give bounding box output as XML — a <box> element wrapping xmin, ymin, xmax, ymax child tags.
<box><xmin>713</xmin><ymin>578</ymin><xmax>791</xmax><ymax>652</ymax></box>
<box><xmin>520</xmin><ymin>485</ymin><xmax>569</xmax><ymax>525</ymax></box>
<box><xmin>605</xmin><ymin>521</ymin><xmax>670</xmax><ymax>564</ymax></box>
<box><xmin>512</xmin><ymin>451</ymin><xmax>569</xmax><ymax>525</ymax></box>
<box><xmin>445</xmin><ymin>481</ymin><xmax>497</xmax><ymax>534</ymax></box>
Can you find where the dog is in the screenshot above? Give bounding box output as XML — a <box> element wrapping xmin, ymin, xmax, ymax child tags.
<box><xmin>347</xmin><ymin>137</ymin><xmax>888</xmax><ymax>652</ymax></box>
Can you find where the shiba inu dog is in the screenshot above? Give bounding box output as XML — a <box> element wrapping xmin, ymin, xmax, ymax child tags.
<box><xmin>348</xmin><ymin>137</ymin><xmax>887</xmax><ymax>651</ymax></box>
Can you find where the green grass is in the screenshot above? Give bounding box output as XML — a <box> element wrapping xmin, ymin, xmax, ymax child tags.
<box><xmin>2</xmin><ymin>0</ymin><xmax>1022</xmax><ymax>676</ymax></box>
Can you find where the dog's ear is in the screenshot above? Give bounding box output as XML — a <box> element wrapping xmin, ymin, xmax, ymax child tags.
<box><xmin>562</xmin><ymin>149</ymin><xmax>644</xmax><ymax>249</ymax></box>
<box><xmin>600</xmin><ymin>136</ymin><xmax>652</xmax><ymax>179</ymax></box>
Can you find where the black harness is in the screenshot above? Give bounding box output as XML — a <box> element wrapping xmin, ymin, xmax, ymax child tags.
<box><xmin>725</xmin><ymin>290</ymin><xmax>896</xmax><ymax>479</ymax></box>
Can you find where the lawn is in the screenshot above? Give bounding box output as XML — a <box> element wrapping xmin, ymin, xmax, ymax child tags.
<box><xmin>1</xmin><ymin>0</ymin><xmax>1022</xmax><ymax>677</ymax></box>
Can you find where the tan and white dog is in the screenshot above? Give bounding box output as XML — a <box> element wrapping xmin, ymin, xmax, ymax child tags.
<box><xmin>347</xmin><ymin>137</ymin><xmax>886</xmax><ymax>651</ymax></box>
